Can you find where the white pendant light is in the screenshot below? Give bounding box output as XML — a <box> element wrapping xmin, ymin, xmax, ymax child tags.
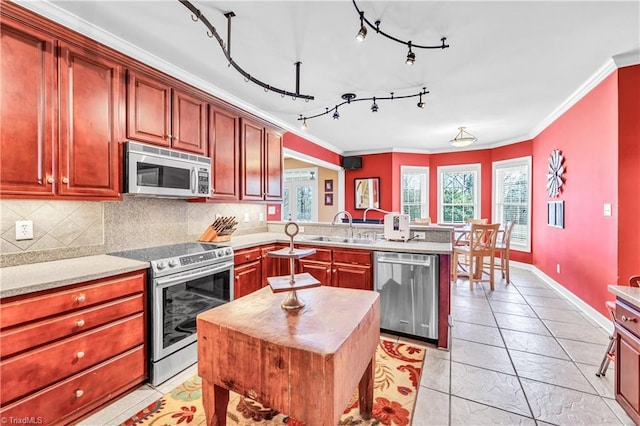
<box><xmin>450</xmin><ymin>126</ymin><xmax>477</xmax><ymax>147</ymax></box>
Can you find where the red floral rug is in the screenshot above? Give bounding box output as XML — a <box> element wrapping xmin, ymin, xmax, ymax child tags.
<box><xmin>121</xmin><ymin>339</ymin><xmax>426</xmax><ymax>426</ymax></box>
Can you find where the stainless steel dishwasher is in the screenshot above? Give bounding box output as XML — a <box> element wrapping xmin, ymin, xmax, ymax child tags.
<box><xmin>373</xmin><ymin>251</ymin><xmax>439</xmax><ymax>341</ymax></box>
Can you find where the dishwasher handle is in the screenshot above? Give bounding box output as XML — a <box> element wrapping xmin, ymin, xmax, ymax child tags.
<box><xmin>376</xmin><ymin>257</ymin><xmax>431</xmax><ymax>267</ymax></box>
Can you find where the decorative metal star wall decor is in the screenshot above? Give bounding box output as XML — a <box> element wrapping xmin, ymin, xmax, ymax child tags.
<box><xmin>546</xmin><ymin>149</ymin><xmax>565</xmax><ymax>198</ymax></box>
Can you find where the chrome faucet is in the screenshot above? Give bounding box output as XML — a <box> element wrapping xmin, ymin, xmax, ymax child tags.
<box><xmin>362</xmin><ymin>207</ymin><xmax>394</xmax><ymax>222</ymax></box>
<box><xmin>331</xmin><ymin>210</ymin><xmax>354</xmax><ymax>238</ymax></box>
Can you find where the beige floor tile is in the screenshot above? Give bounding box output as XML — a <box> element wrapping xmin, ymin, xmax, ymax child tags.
<box><xmin>485</xmin><ymin>290</ymin><xmax>528</xmax><ymax>304</ymax></box>
<box><xmin>452</xmin><ymin>321</ymin><xmax>505</xmax><ymax>347</ymax></box>
<box><xmin>602</xmin><ymin>396</ymin><xmax>637</xmax><ymax>425</ymax></box>
<box><xmin>450</xmin><ymin>362</ymin><xmax>530</xmax><ymax>417</ymax></box>
<box><xmin>501</xmin><ymin>329</ymin><xmax>569</xmax><ymax>359</ymax></box>
<box><xmin>493</xmin><ymin>312</ymin><xmax>551</xmax><ymax>336</ymax></box>
<box><xmin>543</xmin><ymin>319</ymin><xmax>611</xmax><ymax>345</ymax></box>
<box><xmin>509</xmin><ymin>350</ymin><xmax>595</xmax><ymax>393</ymax></box>
<box><xmin>412</xmin><ymin>387</ymin><xmax>450</xmax><ymax>426</ymax></box>
<box><xmin>577</xmin><ymin>361</ymin><xmax>616</xmax><ymax>399</ymax></box>
<box><xmin>557</xmin><ymin>337</ymin><xmax>610</xmax><ymax>366</ymax></box>
<box><xmin>521</xmin><ymin>378</ymin><xmax>622</xmax><ymax>425</ymax></box>
<box><xmin>449</xmin><ymin>397</ymin><xmax>536</xmax><ymax>425</ymax></box>
<box><xmin>420</xmin><ymin>355</ymin><xmax>450</xmax><ymax>393</ymax></box>
<box><xmin>515</xmin><ymin>287</ymin><xmax>561</xmax><ymax>298</ymax></box>
<box><xmin>451</xmin><ymin>305</ymin><xmax>497</xmax><ymax>328</ymax></box>
<box><xmin>488</xmin><ymin>300</ymin><xmax>537</xmax><ymax>317</ymax></box>
<box><xmin>77</xmin><ymin>385</ymin><xmax>162</xmax><ymax>426</ymax></box>
<box><xmin>531</xmin><ymin>305</ymin><xmax>594</xmax><ymax>325</ymax></box>
<box><xmin>451</xmin><ymin>338</ymin><xmax>515</xmax><ymax>375</ymax></box>
<box><xmin>450</xmin><ymin>294</ymin><xmax>492</xmax><ymax>312</ymax></box>
<box><xmin>522</xmin><ymin>294</ymin><xmax>578</xmax><ymax>310</ymax></box>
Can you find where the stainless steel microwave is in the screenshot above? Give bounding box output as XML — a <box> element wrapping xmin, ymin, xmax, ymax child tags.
<box><xmin>123</xmin><ymin>141</ymin><xmax>211</xmax><ymax>198</ymax></box>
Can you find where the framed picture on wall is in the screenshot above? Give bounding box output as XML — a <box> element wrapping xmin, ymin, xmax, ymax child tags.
<box><xmin>354</xmin><ymin>177</ymin><xmax>380</xmax><ymax>210</ymax></box>
<box><xmin>324</xmin><ymin>179</ymin><xmax>333</xmax><ymax>192</ymax></box>
<box><xmin>324</xmin><ymin>193</ymin><xmax>333</xmax><ymax>206</ymax></box>
<box><xmin>547</xmin><ymin>200</ymin><xmax>564</xmax><ymax>228</ymax></box>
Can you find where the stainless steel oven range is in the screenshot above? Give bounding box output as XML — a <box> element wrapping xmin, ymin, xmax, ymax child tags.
<box><xmin>110</xmin><ymin>242</ymin><xmax>233</xmax><ymax>386</ymax></box>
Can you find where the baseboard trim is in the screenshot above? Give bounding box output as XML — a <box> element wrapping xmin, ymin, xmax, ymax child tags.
<box><xmin>529</xmin><ymin>266</ymin><xmax>612</xmax><ymax>333</ymax></box>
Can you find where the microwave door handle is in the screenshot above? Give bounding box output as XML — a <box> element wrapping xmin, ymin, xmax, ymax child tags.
<box><xmin>191</xmin><ymin>167</ymin><xmax>196</xmax><ymax>194</ymax></box>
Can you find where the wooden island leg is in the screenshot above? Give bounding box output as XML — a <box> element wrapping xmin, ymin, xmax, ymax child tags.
<box><xmin>358</xmin><ymin>357</ymin><xmax>375</xmax><ymax>420</ymax></box>
<box><xmin>201</xmin><ymin>377</ymin><xmax>229</xmax><ymax>426</ymax></box>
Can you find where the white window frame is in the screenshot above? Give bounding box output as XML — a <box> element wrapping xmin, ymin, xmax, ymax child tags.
<box><xmin>400</xmin><ymin>166</ymin><xmax>429</xmax><ymax>221</ymax></box>
<box><xmin>437</xmin><ymin>164</ymin><xmax>481</xmax><ymax>224</ymax></box>
<box><xmin>492</xmin><ymin>156</ymin><xmax>532</xmax><ymax>252</ymax></box>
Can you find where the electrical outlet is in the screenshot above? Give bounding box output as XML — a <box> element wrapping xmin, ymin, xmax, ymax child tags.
<box><xmin>603</xmin><ymin>203</ymin><xmax>612</xmax><ymax>216</ymax></box>
<box><xmin>259</xmin><ymin>212</ymin><xmax>264</xmax><ymax>221</ymax></box>
<box><xmin>15</xmin><ymin>220</ymin><xmax>34</xmax><ymax>241</ymax></box>
<box><xmin>413</xmin><ymin>231</ymin><xmax>426</xmax><ymax>240</ymax></box>
<box><xmin>244</xmin><ymin>213</ymin><xmax>250</xmax><ymax>223</ymax></box>
<box><xmin>215</xmin><ymin>213</ymin><xmax>222</xmax><ymax>220</ymax></box>
<box><xmin>556</xmin><ymin>264</ymin><xmax>561</xmax><ymax>274</ymax></box>
<box><xmin>299</xmin><ymin>226</ymin><xmax>305</xmax><ymax>233</ymax></box>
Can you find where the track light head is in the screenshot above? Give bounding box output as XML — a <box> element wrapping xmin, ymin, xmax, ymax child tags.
<box><xmin>417</xmin><ymin>93</ymin><xmax>425</xmax><ymax>109</ymax></box>
<box><xmin>405</xmin><ymin>41</ymin><xmax>415</xmax><ymax>65</ymax></box>
<box><xmin>301</xmin><ymin>118</ymin><xmax>307</xmax><ymax>129</ymax></box>
<box><xmin>356</xmin><ymin>12</ymin><xmax>367</xmax><ymax>42</ymax></box>
<box><xmin>371</xmin><ymin>97</ymin><xmax>379</xmax><ymax>112</ymax></box>
<box><xmin>332</xmin><ymin>107</ymin><xmax>340</xmax><ymax>120</ymax></box>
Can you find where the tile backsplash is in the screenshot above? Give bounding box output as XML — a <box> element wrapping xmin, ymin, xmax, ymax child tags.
<box><xmin>0</xmin><ymin>197</ymin><xmax>266</xmax><ymax>266</ymax></box>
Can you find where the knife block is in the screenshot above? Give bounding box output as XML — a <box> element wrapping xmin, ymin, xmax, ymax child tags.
<box><xmin>198</xmin><ymin>225</ymin><xmax>232</xmax><ymax>242</ymax></box>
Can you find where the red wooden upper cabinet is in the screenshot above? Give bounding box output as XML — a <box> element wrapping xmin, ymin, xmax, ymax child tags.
<box><xmin>240</xmin><ymin>118</ymin><xmax>283</xmax><ymax>202</ymax></box>
<box><xmin>58</xmin><ymin>42</ymin><xmax>122</xmax><ymax>199</ymax></box>
<box><xmin>126</xmin><ymin>69</ymin><xmax>207</xmax><ymax>155</ymax></box>
<box><xmin>208</xmin><ymin>106</ymin><xmax>239</xmax><ymax>200</ymax></box>
<box><xmin>0</xmin><ymin>18</ymin><xmax>56</xmax><ymax>197</ymax></box>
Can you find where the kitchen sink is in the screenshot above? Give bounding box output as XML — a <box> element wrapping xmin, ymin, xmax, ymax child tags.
<box><xmin>305</xmin><ymin>236</ymin><xmax>375</xmax><ymax>245</ymax></box>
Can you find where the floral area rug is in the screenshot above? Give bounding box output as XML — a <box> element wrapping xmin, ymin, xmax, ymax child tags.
<box><xmin>121</xmin><ymin>339</ymin><xmax>426</xmax><ymax>426</ymax></box>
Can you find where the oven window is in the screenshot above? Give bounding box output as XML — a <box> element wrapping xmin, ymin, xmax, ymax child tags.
<box><xmin>137</xmin><ymin>162</ymin><xmax>190</xmax><ymax>189</ymax></box>
<box><xmin>161</xmin><ymin>270</ymin><xmax>230</xmax><ymax>350</ymax></box>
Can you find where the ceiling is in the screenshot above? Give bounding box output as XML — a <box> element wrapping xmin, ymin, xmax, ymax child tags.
<box><xmin>20</xmin><ymin>1</ymin><xmax>640</xmax><ymax>155</ymax></box>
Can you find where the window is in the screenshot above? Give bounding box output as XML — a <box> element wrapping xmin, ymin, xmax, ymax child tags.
<box><xmin>438</xmin><ymin>164</ymin><xmax>481</xmax><ymax>224</ymax></box>
<box><xmin>282</xmin><ymin>168</ymin><xmax>318</xmax><ymax>222</ymax></box>
<box><xmin>493</xmin><ymin>157</ymin><xmax>531</xmax><ymax>252</ymax></box>
<box><xmin>401</xmin><ymin>166</ymin><xmax>429</xmax><ymax>221</ymax></box>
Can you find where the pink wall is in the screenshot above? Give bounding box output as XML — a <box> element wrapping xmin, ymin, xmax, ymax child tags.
<box><xmin>532</xmin><ymin>72</ymin><xmax>619</xmax><ymax>316</ymax></box>
<box><xmin>617</xmin><ymin>65</ymin><xmax>640</xmax><ymax>286</ymax></box>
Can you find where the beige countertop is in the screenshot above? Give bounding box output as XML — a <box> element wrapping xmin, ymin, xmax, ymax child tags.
<box><xmin>608</xmin><ymin>285</ymin><xmax>640</xmax><ymax>308</ymax></box>
<box><xmin>0</xmin><ymin>232</ymin><xmax>451</xmax><ymax>299</ymax></box>
<box><xmin>1</xmin><ymin>255</ymin><xmax>149</xmax><ymax>299</ymax></box>
<box><xmin>225</xmin><ymin>232</ymin><xmax>452</xmax><ymax>254</ymax></box>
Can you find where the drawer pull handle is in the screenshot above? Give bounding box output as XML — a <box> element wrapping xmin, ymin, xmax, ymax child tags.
<box><xmin>621</xmin><ymin>315</ymin><xmax>637</xmax><ymax>322</ymax></box>
<box><xmin>75</xmin><ymin>389</ymin><xmax>84</xmax><ymax>398</ymax></box>
<box><xmin>76</xmin><ymin>351</ymin><xmax>85</xmax><ymax>359</ymax></box>
<box><xmin>246</xmin><ymin>254</ymin><xmax>250</xmax><ymax>259</ymax></box>
<box><xmin>76</xmin><ymin>294</ymin><xmax>86</xmax><ymax>303</ymax></box>
<box><xmin>76</xmin><ymin>319</ymin><xmax>85</xmax><ymax>327</ymax></box>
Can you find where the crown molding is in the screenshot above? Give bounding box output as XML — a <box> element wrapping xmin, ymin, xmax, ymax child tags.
<box><xmin>613</xmin><ymin>50</ymin><xmax>640</xmax><ymax>68</ymax></box>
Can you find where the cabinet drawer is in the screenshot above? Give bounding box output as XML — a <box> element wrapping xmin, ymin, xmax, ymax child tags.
<box><xmin>0</xmin><ymin>346</ymin><xmax>145</xmax><ymax>424</ymax></box>
<box><xmin>1</xmin><ymin>294</ymin><xmax>143</xmax><ymax>359</ymax></box>
<box><xmin>617</xmin><ymin>300</ymin><xmax>640</xmax><ymax>338</ymax></box>
<box><xmin>333</xmin><ymin>249</ymin><xmax>371</xmax><ymax>266</ymax></box>
<box><xmin>234</xmin><ymin>247</ymin><xmax>262</xmax><ymax>265</ymax></box>
<box><xmin>0</xmin><ymin>271</ymin><xmax>145</xmax><ymax>329</ymax></box>
<box><xmin>1</xmin><ymin>313</ymin><xmax>144</xmax><ymax>405</ymax></box>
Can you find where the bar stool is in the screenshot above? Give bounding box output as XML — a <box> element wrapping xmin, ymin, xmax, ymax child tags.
<box><xmin>596</xmin><ymin>275</ymin><xmax>640</xmax><ymax>377</ymax></box>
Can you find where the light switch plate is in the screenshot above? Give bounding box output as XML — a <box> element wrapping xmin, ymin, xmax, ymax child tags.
<box><xmin>259</xmin><ymin>212</ymin><xmax>264</xmax><ymax>221</ymax></box>
<box><xmin>15</xmin><ymin>220</ymin><xmax>34</xmax><ymax>240</ymax></box>
<box><xmin>244</xmin><ymin>213</ymin><xmax>250</xmax><ymax>223</ymax></box>
<box><xmin>603</xmin><ymin>203</ymin><xmax>612</xmax><ymax>216</ymax></box>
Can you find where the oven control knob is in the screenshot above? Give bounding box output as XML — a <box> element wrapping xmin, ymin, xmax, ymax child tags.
<box><xmin>225</xmin><ymin>248</ymin><xmax>232</xmax><ymax>256</ymax></box>
<box><xmin>156</xmin><ymin>261</ymin><xmax>166</xmax><ymax>270</ymax></box>
<box><xmin>168</xmin><ymin>259</ymin><xmax>178</xmax><ymax>268</ymax></box>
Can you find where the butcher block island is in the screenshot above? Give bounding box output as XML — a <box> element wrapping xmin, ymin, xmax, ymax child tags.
<box><xmin>197</xmin><ymin>285</ymin><xmax>380</xmax><ymax>426</ymax></box>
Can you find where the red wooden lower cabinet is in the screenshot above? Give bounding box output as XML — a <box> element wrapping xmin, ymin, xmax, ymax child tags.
<box><xmin>615</xmin><ymin>299</ymin><xmax>640</xmax><ymax>424</ymax></box>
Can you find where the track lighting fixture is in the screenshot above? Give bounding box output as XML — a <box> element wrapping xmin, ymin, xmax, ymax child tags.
<box><xmin>356</xmin><ymin>11</ymin><xmax>367</xmax><ymax>42</ymax></box>
<box><xmin>352</xmin><ymin>0</ymin><xmax>449</xmax><ymax>65</ymax></box>
<box><xmin>405</xmin><ymin>42</ymin><xmax>416</xmax><ymax>65</ymax></box>
<box><xmin>299</xmin><ymin>115</ymin><xmax>308</xmax><ymax>130</ymax></box>
<box><xmin>449</xmin><ymin>127</ymin><xmax>478</xmax><ymax>147</ymax></box>
<box><xmin>298</xmin><ymin>87</ymin><xmax>428</xmax><ymax>127</ymax></box>
<box><xmin>180</xmin><ymin>0</ymin><xmax>314</xmax><ymax>100</ymax></box>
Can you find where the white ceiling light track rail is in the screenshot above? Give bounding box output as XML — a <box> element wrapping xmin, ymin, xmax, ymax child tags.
<box><xmin>352</xmin><ymin>0</ymin><xmax>449</xmax><ymax>65</ymax></box>
<box><xmin>179</xmin><ymin>0</ymin><xmax>314</xmax><ymax>101</ymax></box>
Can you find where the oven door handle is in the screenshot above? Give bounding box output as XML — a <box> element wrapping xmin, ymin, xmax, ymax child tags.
<box><xmin>154</xmin><ymin>262</ymin><xmax>233</xmax><ymax>288</ymax></box>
